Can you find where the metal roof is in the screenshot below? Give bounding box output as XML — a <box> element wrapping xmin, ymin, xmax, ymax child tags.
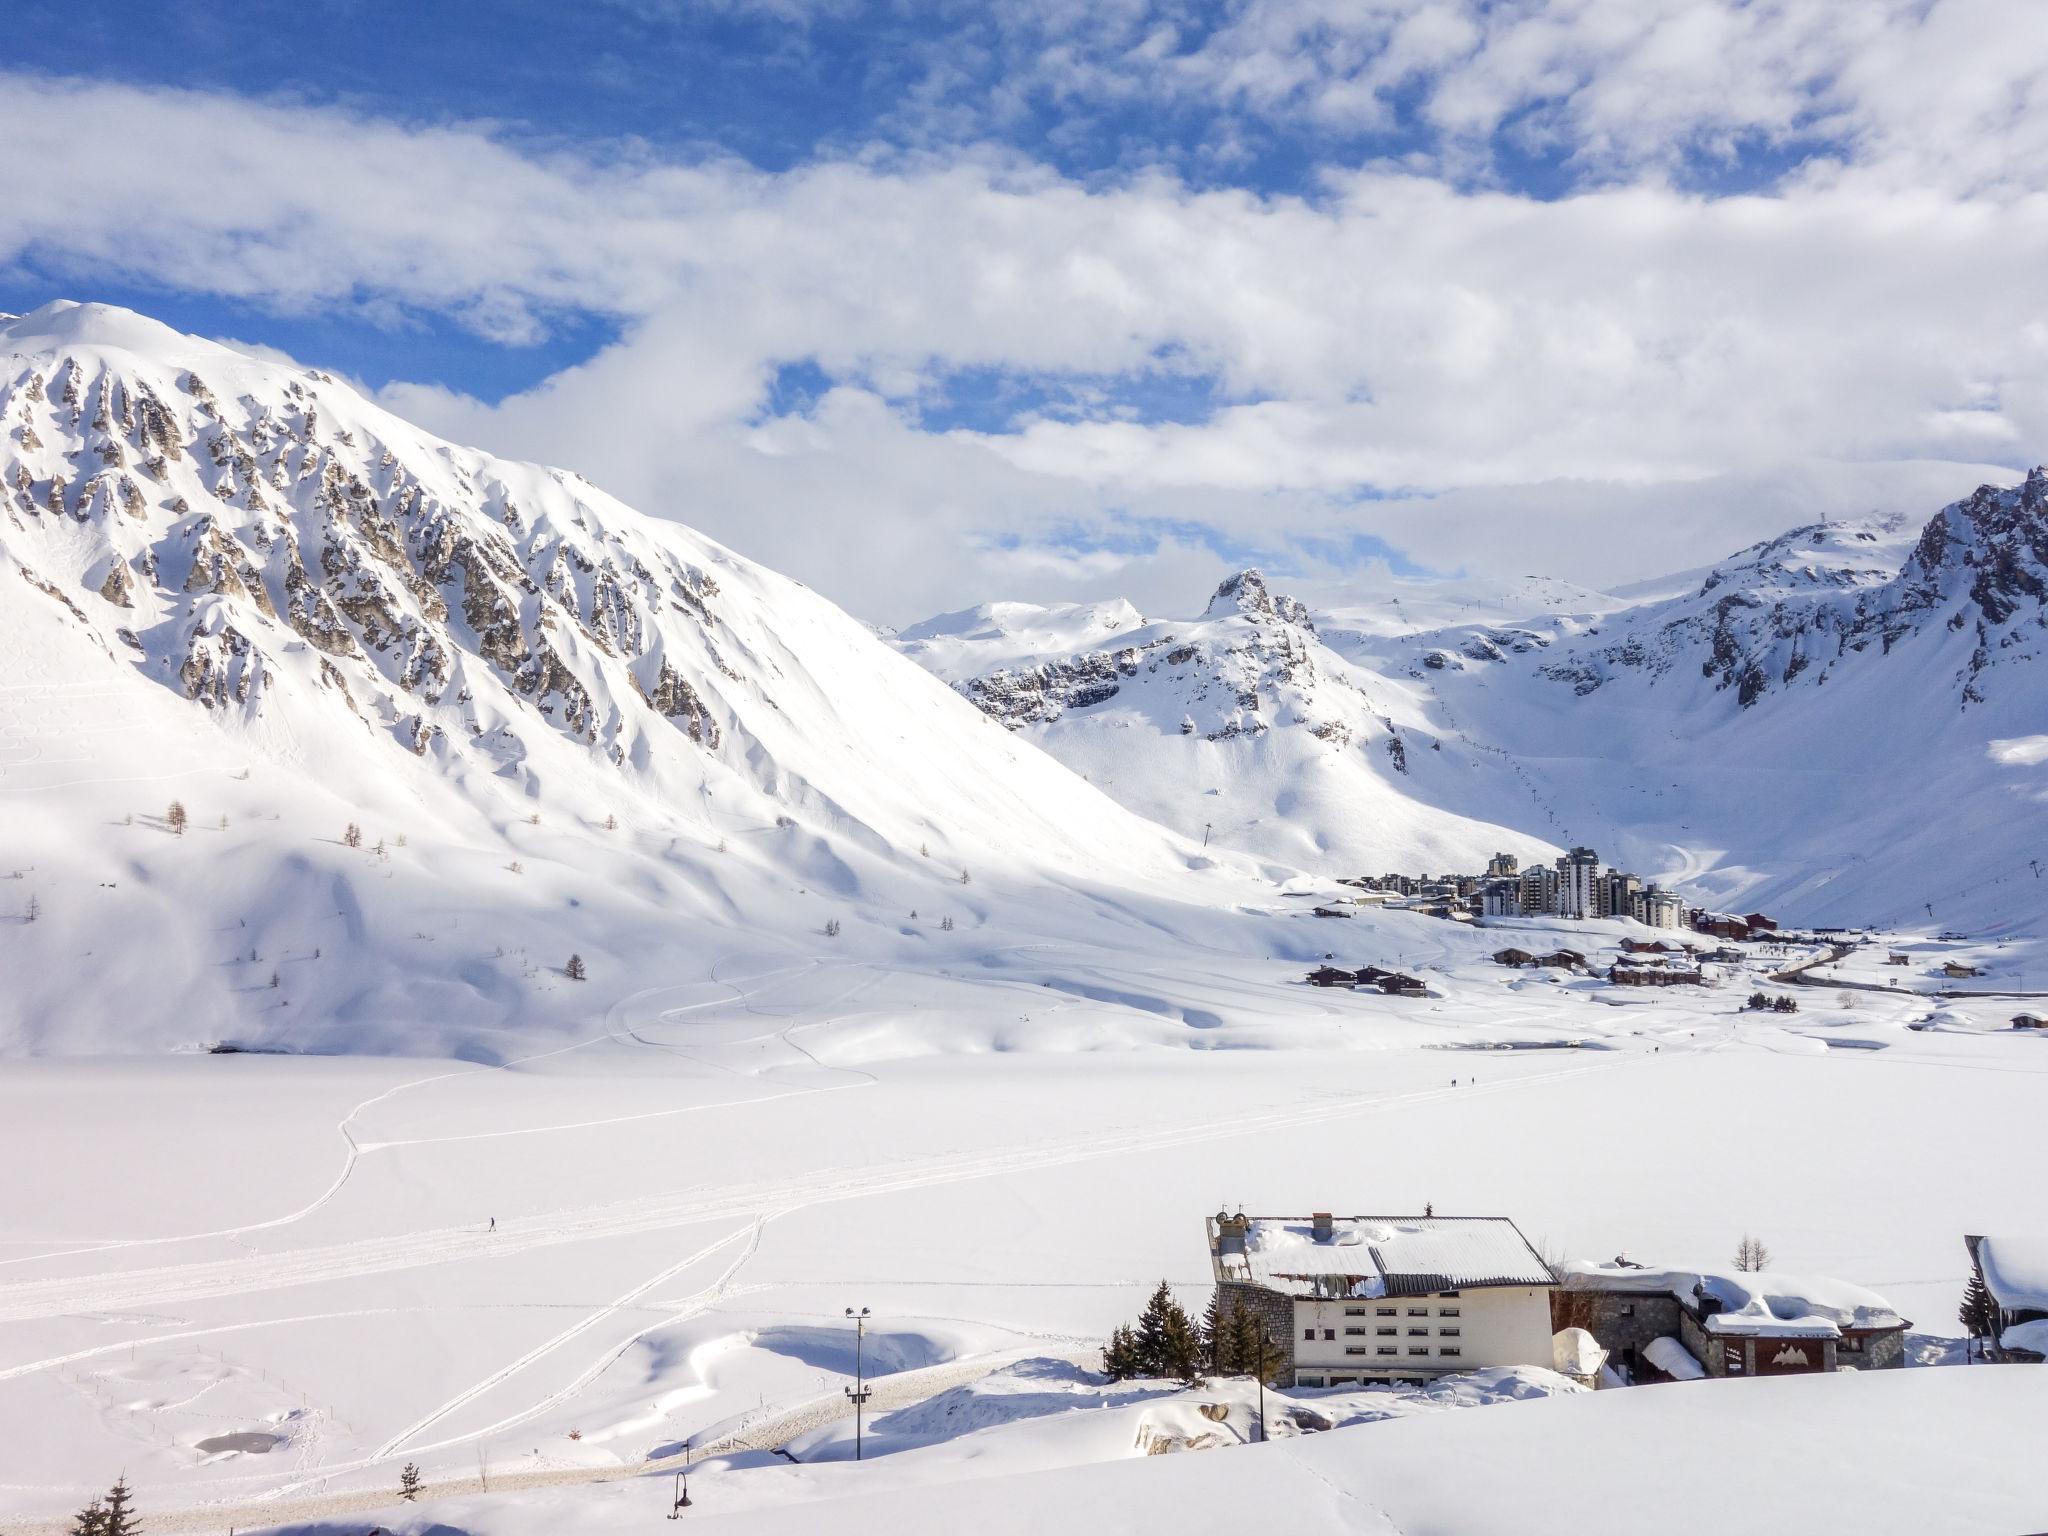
<box><xmin>1212</xmin><ymin>1215</ymin><xmax>1554</xmax><ymax>1299</ymax></box>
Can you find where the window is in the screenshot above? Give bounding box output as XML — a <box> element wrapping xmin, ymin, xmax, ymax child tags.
<box><xmin>1440</xmin><ymin>1346</ymin><xmax>1461</xmax><ymax>1358</ymax></box>
<box><xmin>1345</xmin><ymin>1345</ymin><xmax>1371</xmax><ymax>1355</ymax></box>
<box><xmin>1345</xmin><ymin>1307</ymin><xmax>1367</xmax><ymax>1317</ymax></box>
<box><xmin>1376</xmin><ymin>1307</ymin><xmax>1396</xmax><ymax>1317</ymax></box>
<box><xmin>1376</xmin><ymin>1326</ymin><xmax>1397</xmax><ymax>1337</ymax></box>
<box><xmin>1304</xmin><ymin>1327</ymin><xmax>1315</xmax><ymax>1341</ymax></box>
<box><xmin>1439</xmin><ymin>1307</ymin><xmax>1460</xmax><ymax>1318</ymax></box>
<box><xmin>1344</xmin><ymin>1327</ymin><xmax>1366</xmax><ymax>1336</ymax></box>
<box><xmin>1408</xmin><ymin>1345</ymin><xmax>1430</xmax><ymax>1356</ymax></box>
<box><xmin>1439</xmin><ymin>1327</ymin><xmax>1460</xmax><ymax>1338</ymax></box>
<box><xmin>1841</xmin><ymin>1335</ymin><xmax>1865</xmax><ymax>1353</ymax></box>
<box><xmin>1440</xmin><ymin>1290</ymin><xmax>1460</xmax><ymax>1298</ymax></box>
<box><xmin>1407</xmin><ymin>1307</ymin><xmax>1428</xmax><ymax>1317</ymax></box>
<box><xmin>1618</xmin><ymin>1304</ymin><xmax>1634</xmax><ymax>1318</ymax></box>
<box><xmin>1408</xmin><ymin>1326</ymin><xmax>1428</xmax><ymax>1336</ymax></box>
<box><xmin>1376</xmin><ymin>1346</ymin><xmax>1397</xmax><ymax>1356</ymax></box>
<box><xmin>1324</xmin><ymin>1329</ymin><xmax>1336</xmax><ymax>1341</ymax></box>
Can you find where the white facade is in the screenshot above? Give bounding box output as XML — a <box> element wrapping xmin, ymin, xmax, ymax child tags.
<box><xmin>1632</xmin><ymin>886</ymin><xmax>1686</xmax><ymax>929</ymax></box>
<box><xmin>1557</xmin><ymin>847</ymin><xmax>1601</xmax><ymax>919</ymax></box>
<box><xmin>1291</xmin><ymin>1286</ymin><xmax>1556</xmax><ymax>1385</ymax></box>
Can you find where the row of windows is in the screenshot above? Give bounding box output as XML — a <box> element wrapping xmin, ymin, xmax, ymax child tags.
<box><xmin>1338</xmin><ymin>1304</ymin><xmax>1462</xmax><ymax>1319</ymax></box>
<box><xmin>1344</xmin><ymin>1345</ymin><xmax>1463</xmax><ymax>1358</ymax></box>
<box><xmin>1318</xmin><ymin>1326</ymin><xmax>1461</xmax><ymax>1340</ymax></box>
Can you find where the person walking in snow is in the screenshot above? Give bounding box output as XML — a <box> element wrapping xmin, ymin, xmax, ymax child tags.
<box><xmin>489</xmin><ymin>1216</ymin><xmax>496</xmax><ymax>1233</ymax></box>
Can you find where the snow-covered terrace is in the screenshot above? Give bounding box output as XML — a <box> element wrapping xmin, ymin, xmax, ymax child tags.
<box><xmin>1970</xmin><ymin>1234</ymin><xmax>2048</xmax><ymax>1315</ymax></box>
<box><xmin>1219</xmin><ymin>1216</ymin><xmax>1554</xmax><ymax>1300</ymax></box>
<box><xmin>1968</xmin><ymin>1234</ymin><xmax>2048</xmax><ymax>1354</ymax></box>
<box><xmin>1560</xmin><ymin>1260</ymin><xmax>1906</xmax><ymax>1338</ymax></box>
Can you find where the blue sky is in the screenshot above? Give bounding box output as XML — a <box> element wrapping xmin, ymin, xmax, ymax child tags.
<box><xmin>2</xmin><ymin>1</ymin><xmax>2042</xmax><ymax>620</ymax></box>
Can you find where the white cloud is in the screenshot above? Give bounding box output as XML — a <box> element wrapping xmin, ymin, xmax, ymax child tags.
<box><xmin>2</xmin><ymin>65</ymin><xmax>2044</xmax><ymax>624</ymax></box>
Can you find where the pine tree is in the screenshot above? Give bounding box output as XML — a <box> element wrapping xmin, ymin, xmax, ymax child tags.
<box><xmin>1201</xmin><ymin>1289</ymin><xmax>1230</xmax><ymax>1373</ymax></box>
<box><xmin>342</xmin><ymin>822</ymin><xmax>362</xmax><ymax>848</ymax></box>
<box><xmin>1161</xmin><ymin>1298</ymin><xmax>1204</xmax><ymax>1382</ymax></box>
<box><xmin>398</xmin><ymin>1461</ymin><xmax>423</xmax><ymax>1502</ymax></box>
<box><xmin>101</xmin><ymin>1476</ymin><xmax>139</xmax><ymax>1536</ymax></box>
<box><xmin>1134</xmin><ymin>1280</ymin><xmax>1203</xmax><ymax>1381</ymax></box>
<box><xmin>565</xmin><ymin>953</ymin><xmax>586</xmax><ymax>981</ymax></box>
<box><xmin>1228</xmin><ymin>1299</ymin><xmax>1265</xmax><ymax>1378</ymax></box>
<box><xmin>25</xmin><ymin>892</ymin><xmax>39</xmax><ymax>923</ymax></box>
<box><xmin>166</xmin><ymin>800</ymin><xmax>188</xmax><ymax>835</ymax></box>
<box><xmin>1960</xmin><ymin>1272</ymin><xmax>1999</xmax><ymax>1340</ymax></box>
<box><xmin>1101</xmin><ymin>1324</ymin><xmax>1139</xmax><ymax>1381</ymax></box>
<box><xmin>69</xmin><ymin>1496</ymin><xmax>107</xmax><ymax>1536</ymax></box>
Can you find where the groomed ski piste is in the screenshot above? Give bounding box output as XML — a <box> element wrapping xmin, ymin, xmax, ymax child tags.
<box><xmin>2</xmin><ymin>305</ymin><xmax>2046</xmax><ymax>1536</ymax></box>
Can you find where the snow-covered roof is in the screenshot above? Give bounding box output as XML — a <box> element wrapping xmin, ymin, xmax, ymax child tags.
<box><xmin>1559</xmin><ymin>1259</ymin><xmax>1905</xmax><ymax>1338</ymax></box>
<box><xmin>1216</xmin><ymin>1216</ymin><xmax>1554</xmax><ymax>1299</ymax></box>
<box><xmin>1643</xmin><ymin>1336</ymin><xmax>1706</xmax><ymax>1381</ymax></box>
<box><xmin>1971</xmin><ymin>1235</ymin><xmax>2048</xmax><ymax>1314</ymax></box>
<box><xmin>1999</xmin><ymin>1318</ymin><xmax>2048</xmax><ymax>1356</ymax></box>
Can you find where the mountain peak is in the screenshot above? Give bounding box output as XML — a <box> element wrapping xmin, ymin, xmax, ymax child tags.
<box><xmin>0</xmin><ymin>300</ymin><xmax>236</xmax><ymax>365</ymax></box>
<box><xmin>1205</xmin><ymin>568</ymin><xmax>1314</xmax><ymax>631</ymax></box>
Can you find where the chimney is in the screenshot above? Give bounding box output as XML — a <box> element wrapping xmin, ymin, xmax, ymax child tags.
<box><xmin>1312</xmin><ymin>1211</ymin><xmax>1333</xmax><ymax>1242</ymax></box>
<box><xmin>1215</xmin><ymin>1210</ymin><xmax>1248</xmax><ymax>1256</ymax></box>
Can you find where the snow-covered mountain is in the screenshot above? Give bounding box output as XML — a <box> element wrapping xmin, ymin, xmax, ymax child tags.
<box><xmin>0</xmin><ymin>303</ymin><xmax>1269</xmax><ymax>1053</ymax></box>
<box><xmin>898</xmin><ymin>570</ymin><xmax>1563</xmax><ymax>875</ymax></box>
<box><xmin>1397</xmin><ymin>480</ymin><xmax>2048</xmax><ymax>932</ymax></box>
<box><xmin>906</xmin><ymin>480</ymin><xmax>2048</xmax><ymax>934</ymax></box>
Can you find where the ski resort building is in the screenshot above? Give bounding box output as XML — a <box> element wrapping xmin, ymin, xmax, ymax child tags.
<box><xmin>1207</xmin><ymin>1212</ymin><xmax>1556</xmax><ymax>1388</ymax></box>
<box><xmin>1554</xmin><ymin>1260</ymin><xmax>1909</xmax><ymax>1382</ymax></box>
<box><xmin>1964</xmin><ymin>1235</ymin><xmax>2048</xmax><ymax>1361</ymax></box>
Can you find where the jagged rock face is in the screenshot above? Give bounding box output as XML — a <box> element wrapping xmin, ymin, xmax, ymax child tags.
<box><xmin>961</xmin><ymin>646</ymin><xmax>1150</xmax><ymax>726</ymax></box>
<box><xmin>1205</xmin><ymin>568</ymin><xmax>1315</xmax><ymax>631</ymax></box>
<box><xmin>0</xmin><ymin>307</ymin><xmax>744</xmax><ymax>775</ymax></box>
<box><xmin>955</xmin><ymin>570</ymin><xmax>1325</xmax><ymax>737</ymax></box>
<box><xmin>1523</xmin><ymin>489</ymin><xmax>2048</xmax><ymax>710</ymax></box>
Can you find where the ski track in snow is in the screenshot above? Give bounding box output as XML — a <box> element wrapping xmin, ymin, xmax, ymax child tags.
<box><xmin>0</xmin><ymin>1049</ymin><xmax>1633</xmax><ymax>1332</ymax></box>
<box><xmin>0</xmin><ymin>1032</ymin><xmax>1631</xmax><ymax>1533</ymax></box>
<box><xmin>0</xmin><ymin>959</ymin><xmax>856</xmax><ymax>1270</ymax></box>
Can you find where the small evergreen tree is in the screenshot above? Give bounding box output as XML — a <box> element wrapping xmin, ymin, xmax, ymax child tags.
<box><xmin>1134</xmin><ymin>1280</ymin><xmax>1203</xmax><ymax>1382</ymax></box>
<box><xmin>565</xmin><ymin>953</ymin><xmax>586</xmax><ymax>981</ymax></box>
<box><xmin>604</xmin><ymin>813</ymin><xmax>618</xmax><ymax>831</ymax></box>
<box><xmin>1200</xmin><ymin>1289</ymin><xmax>1230</xmax><ymax>1374</ymax></box>
<box><xmin>101</xmin><ymin>1476</ymin><xmax>139</xmax><ymax>1536</ymax></box>
<box><xmin>824</xmin><ymin>918</ymin><xmax>841</xmax><ymax>937</ymax></box>
<box><xmin>1960</xmin><ymin>1272</ymin><xmax>1999</xmax><ymax>1341</ymax></box>
<box><xmin>940</xmin><ymin>916</ymin><xmax>955</xmax><ymax>931</ymax></box>
<box><xmin>25</xmin><ymin>892</ymin><xmax>39</xmax><ymax>922</ymax></box>
<box><xmin>69</xmin><ymin>1496</ymin><xmax>107</xmax><ymax>1536</ymax></box>
<box><xmin>1101</xmin><ymin>1323</ymin><xmax>1139</xmax><ymax>1381</ymax></box>
<box><xmin>398</xmin><ymin>1461</ymin><xmax>423</xmax><ymax>1502</ymax></box>
<box><xmin>342</xmin><ymin>822</ymin><xmax>362</xmax><ymax>848</ymax></box>
<box><xmin>1228</xmin><ymin>1299</ymin><xmax>1266</xmax><ymax>1378</ymax></box>
<box><xmin>166</xmin><ymin>800</ymin><xmax>188</xmax><ymax>835</ymax></box>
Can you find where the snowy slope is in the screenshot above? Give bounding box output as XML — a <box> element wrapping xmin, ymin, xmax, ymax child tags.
<box><xmin>907</xmin><ymin>482</ymin><xmax>2048</xmax><ymax>933</ymax></box>
<box><xmin>0</xmin><ymin>302</ymin><xmax>1275</xmax><ymax>1054</ymax></box>
<box><xmin>898</xmin><ymin>570</ymin><xmax>1563</xmax><ymax>875</ymax></box>
<box><xmin>1395</xmin><ymin>489</ymin><xmax>2048</xmax><ymax>931</ymax></box>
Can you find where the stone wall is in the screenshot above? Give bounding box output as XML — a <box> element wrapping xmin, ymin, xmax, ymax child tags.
<box><xmin>1217</xmin><ymin>1280</ymin><xmax>1296</xmax><ymax>1384</ymax></box>
<box><xmin>1555</xmin><ymin>1289</ymin><xmax>1684</xmax><ymax>1379</ymax></box>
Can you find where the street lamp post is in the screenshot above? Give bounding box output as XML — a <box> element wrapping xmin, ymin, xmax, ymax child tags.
<box><xmin>667</xmin><ymin>1436</ymin><xmax>692</xmax><ymax>1516</ymax></box>
<box><xmin>845</xmin><ymin>1306</ymin><xmax>873</xmax><ymax>1461</ymax></box>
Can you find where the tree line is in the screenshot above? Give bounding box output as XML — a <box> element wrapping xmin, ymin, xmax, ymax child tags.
<box><xmin>1101</xmin><ymin>1281</ymin><xmax>1281</xmax><ymax>1383</ymax></box>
